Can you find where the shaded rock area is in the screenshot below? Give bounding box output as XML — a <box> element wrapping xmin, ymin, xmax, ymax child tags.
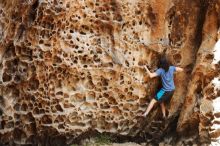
<box><xmin>0</xmin><ymin>0</ymin><xmax>220</xmax><ymax>145</ymax></box>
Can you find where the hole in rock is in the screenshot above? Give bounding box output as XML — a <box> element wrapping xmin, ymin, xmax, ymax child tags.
<box><xmin>70</xmin><ymin>29</ymin><xmax>74</xmax><ymax>33</ymax></box>
<box><xmin>55</xmin><ymin>104</ymin><xmax>63</xmax><ymax>112</ymax></box>
<box><xmin>41</xmin><ymin>115</ymin><xmax>52</xmax><ymax>124</ymax></box>
<box><xmin>53</xmin><ymin>56</ymin><xmax>62</xmax><ymax>64</ymax></box>
<box><xmin>14</xmin><ymin>103</ymin><xmax>20</xmax><ymax>111</ymax></box>
<box><xmin>58</xmin><ymin>124</ymin><xmax>65</xmax><ymax>129</ymax></box>
<box><xmin>108</xmin><ymin>97</ymin><xmax>117</xmax><ymax>105</ymax></box>
<box><xmin>205</xmin><ymin>54</ymin><xmax>214</xmax><ymax>60</ymax></box>
<box><xmin>2</xmin><ymin>73</ymin><xmax>12</xmax><ymax>82</ymax></box>
<box><xmin>4</xmin><ymin>44</ymin><xmax>15</xmax><ymax>58</ymax></box>
<box><xmin>125</xmin><ymin>60</ymin><xmax>129</xmax><ymax>67</ymax></box>
<box><xmin>28</xmin><ymin>77</ymin><xmax>39</xmax><ymax>90</ymax></box>
<box><xmin>173</xmin><ymin>53</ymin><xmax>182</xmax><ymax>64</ymax></box>
<box><xmin>100</xmin><ymin>103</ymin><xmax>110</xmax><ymax>109</ymax></box>
<box><xmin>14</xmin><ymin>128</ymin><xmax>27</xmax><ymax>141</ymax></box>
<box><xmin>21</xmin><ymin>103</ymin><xmax>28</xmax><ymax>111</ymax></box>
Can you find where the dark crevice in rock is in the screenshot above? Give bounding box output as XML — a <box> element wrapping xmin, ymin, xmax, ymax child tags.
<box><xmin>69</xmin><ymin>130</ymin><xmax>151</xmax><ymax>145</ymax></box>
<box><xmin>16</xmin><ymin>24</ymin><xmax>26</xmax><ymax>41</ymax></box>
<box><xmin>28</xmin><ymin>0</ymin><xmax>39</xmax><ymax>25</ymax></box>
<box><xmin>193</xmin><ymin>0</ymin><xmax>211</xmax><ymax>54</ymax></box>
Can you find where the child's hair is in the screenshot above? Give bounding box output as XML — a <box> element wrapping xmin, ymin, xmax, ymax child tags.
<box><xmin>158</xmin><ymin>55</ymin><xmax>170</xmax><ymax>72</ymax></box>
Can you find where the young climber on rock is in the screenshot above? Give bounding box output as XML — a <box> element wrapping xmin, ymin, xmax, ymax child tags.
<box><xmin>142</xmin><ymin>56</ymin><xmax>183</xmax><ymax>118</ymax></box>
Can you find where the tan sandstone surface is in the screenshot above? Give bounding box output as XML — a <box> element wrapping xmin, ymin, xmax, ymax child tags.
<box><xmin>0</xmin><ymin>0</ymin><xmax>220</xmax><ymax>145</ymax></box>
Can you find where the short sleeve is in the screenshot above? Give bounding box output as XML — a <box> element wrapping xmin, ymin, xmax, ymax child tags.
<box><xmin>156</xmin><ymin>68</ymin><xmax>162</xmax><ymax>76</ymax></box>
<box><xmin>171</xmin><ymin>66</ymin><xmax>176</xmax><ymax>72</ymax></box>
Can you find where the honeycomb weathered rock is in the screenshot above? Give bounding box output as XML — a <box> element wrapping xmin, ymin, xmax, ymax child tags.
<box><xmin>0</xmin><ymin>0</ymin><xmax>219</xmax><ymax>145</ymax></box>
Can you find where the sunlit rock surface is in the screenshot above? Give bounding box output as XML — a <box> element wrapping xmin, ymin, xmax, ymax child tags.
<box><xmin>0</xmin><ymin>0</ymin><xmax>219</xmax><ymax>145</ymax></box>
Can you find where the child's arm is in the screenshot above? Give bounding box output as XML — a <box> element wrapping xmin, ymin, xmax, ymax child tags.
<box><xmin>144</xmin><ymin>66</ymin><xmax>159</xmax><ymax>78</ymax></box>
<box><xmin>175</xmin><ymin>67</ymin><xmax>184</xmax><ymax>72</ymax></box>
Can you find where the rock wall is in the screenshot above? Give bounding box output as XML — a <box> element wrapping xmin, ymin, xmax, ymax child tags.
<box><xmin>0</xmin><ymin>0</ymin><xmax>219</xmax><ymax>145</ymax></box>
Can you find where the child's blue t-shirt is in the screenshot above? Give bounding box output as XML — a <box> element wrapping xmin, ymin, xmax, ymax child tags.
<box><xmin>156</xmin><ymin>66</ymin><xmax>176</xmax><ymax>91</ymax></box>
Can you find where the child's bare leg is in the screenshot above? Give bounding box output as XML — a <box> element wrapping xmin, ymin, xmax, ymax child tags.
<box><xmin>143</xmin><ymin>99</ymin><xmax>157</xmax><ymax>117</ymax></box>
<box><xmin>160</xmin><ymin>102</ymin><xmax>166</xmax><ymax>118</ymax></box>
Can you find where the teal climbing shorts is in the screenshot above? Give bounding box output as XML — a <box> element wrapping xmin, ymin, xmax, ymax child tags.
<box><xmin>154</xmin><ymin>89</ymin><xmax>174</xmax><ymax>103</ymax></box>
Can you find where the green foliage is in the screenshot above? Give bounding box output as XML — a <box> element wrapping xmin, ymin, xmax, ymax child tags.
<box><xmin>93</xmin><ymin>134</ymin><xmax>112</xmax><ymax>145</ymax></box>
<box><xmin>70</xmin><ymin>134</ymin><xmax>113</xmax><ymax>146</ymax></box>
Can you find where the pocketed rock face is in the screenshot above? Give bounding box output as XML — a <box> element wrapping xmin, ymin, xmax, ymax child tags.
<box><xmin>0</xmin><ymin>0</ymin><xmax>219</xmax><ymax>145</ymax></box>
